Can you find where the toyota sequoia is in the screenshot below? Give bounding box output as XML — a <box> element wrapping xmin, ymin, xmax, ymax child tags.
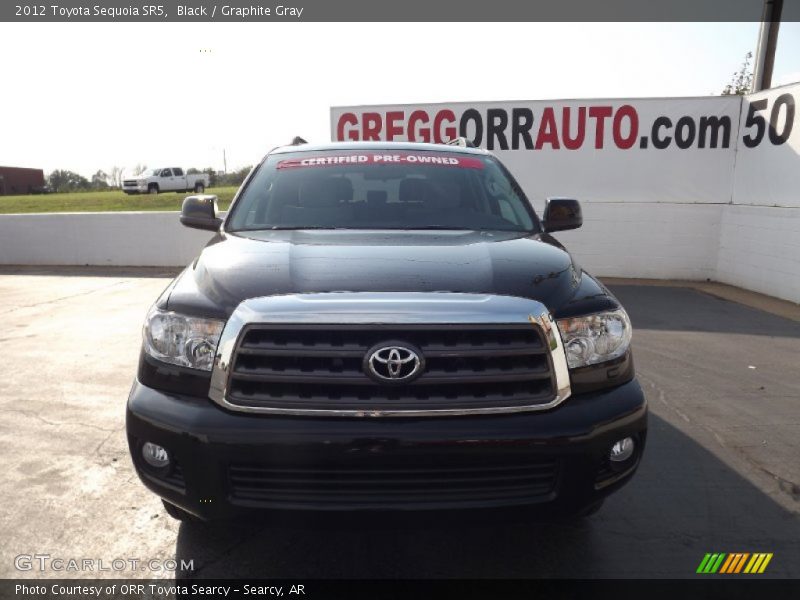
<box><xmin>126</xmin><ymin>140</ymin><xmax>647</xmax><ymax>522</ymax></box>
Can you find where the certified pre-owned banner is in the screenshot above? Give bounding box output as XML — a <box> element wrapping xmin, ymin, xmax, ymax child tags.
<box><xmin>331</xmin><ymin>88</ymin><xmax>799</xmax><ymax>207</ymax></box>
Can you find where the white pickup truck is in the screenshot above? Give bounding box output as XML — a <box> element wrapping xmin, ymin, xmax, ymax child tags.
<box><xmin>122</xmin><ymin>168</ymin><xmax>210</xmax><ymax>195</ymax></box>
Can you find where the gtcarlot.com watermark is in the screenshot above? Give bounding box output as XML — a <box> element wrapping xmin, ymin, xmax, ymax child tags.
<box><xmin>14</xmin><ymin>553</ymin><xmax>194</xmax><ymax>572</ymax></box>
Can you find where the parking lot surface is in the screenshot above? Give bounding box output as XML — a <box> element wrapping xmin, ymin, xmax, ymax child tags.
<box><xmin>0</xmin><ymin>269</ymin><xmax>798</xmax><ymax>579</ymax></box>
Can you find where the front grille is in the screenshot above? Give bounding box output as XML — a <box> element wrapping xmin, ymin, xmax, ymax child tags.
<box><xmin>225</xmin><ymin>324</ymin><xmax>556</xmax><ymax>413</ymax></box>
<box><xmin>122</xmin><ymin>180</ymin><xmax>138</xmax><ymax>186</ymax></box>
<box><xmin>228</xmin><ymin>458</ymin><xmax>559</xmax><ymax>509</ymax></box>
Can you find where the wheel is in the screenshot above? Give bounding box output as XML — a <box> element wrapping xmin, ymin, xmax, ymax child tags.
<box><xmin>162</xmin><ymin>499</ymin><xmax>200</xmax><ymax>522</ymax></box>
<box><xmin>194</xmin><ymin>183</ymin><xmax>205</xmax><ymax>194</ymax></box>
<box><xmin>148</xmin><ymin>184</ymin><xmax>159</xmax><ymax>194</ymax></box>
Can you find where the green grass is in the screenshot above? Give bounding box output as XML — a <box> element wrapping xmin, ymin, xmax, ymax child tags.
<box><xmin>0</xmin><ymin>187</ymin><xmax>239</xmax><ymax>214</ymax></box>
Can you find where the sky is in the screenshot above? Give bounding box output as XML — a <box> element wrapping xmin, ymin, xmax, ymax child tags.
<box><xmin>1</xmin><ymin>21</ymin><xmax>799</xmax><ymax>178</ymax></box>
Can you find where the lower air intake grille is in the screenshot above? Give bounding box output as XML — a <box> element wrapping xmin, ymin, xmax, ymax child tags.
<box><xmin>228</xmin><ymin>458</ymin><xmax>559</xmax><ymax>509</ymax></box>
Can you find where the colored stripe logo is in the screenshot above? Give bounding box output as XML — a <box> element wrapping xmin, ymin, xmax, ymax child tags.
<box><xmin>697</xmin><ymin>553</ymin><xmax>773</xmax><ymax>574</ymax></box>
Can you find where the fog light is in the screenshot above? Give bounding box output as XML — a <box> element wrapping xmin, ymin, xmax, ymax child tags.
<box><xmin>142</xmin><ymin>442</ymin><xmax>170</xmax><ymax>468</ymax></box>
<box><xmin>609</xmin><ymin>437</ymin><xmax>635</xmax><ymax>462</ymax></box>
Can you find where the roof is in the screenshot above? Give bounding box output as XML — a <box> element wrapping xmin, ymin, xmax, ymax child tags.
<box><xmin>0</xmin><ymin>166</ymin><xmax>45</xmax><ymax>173</ymax></box>
<box><xmin>269</xmin><ymin>141</ymin><xmax>489</xmax><ymax>156</ymax></box>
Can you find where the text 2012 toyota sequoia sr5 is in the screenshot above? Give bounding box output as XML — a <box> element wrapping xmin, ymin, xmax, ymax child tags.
<box><xmin>126</xmin><ymin>140</ymin><xmax>647</xmax><ymax>522</ymax></box>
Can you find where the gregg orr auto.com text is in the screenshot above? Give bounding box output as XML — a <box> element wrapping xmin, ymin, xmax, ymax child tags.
<box><xmin>336</xmin><ymin>93</ymin><xmax>796</xmax><ymax>151</ymax></box>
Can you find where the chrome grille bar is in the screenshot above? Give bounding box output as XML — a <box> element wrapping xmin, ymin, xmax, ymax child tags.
<box><xmin>208</xmin><ymin>293</ymin><xmax>571</xmax><ymax>417</ymax></box>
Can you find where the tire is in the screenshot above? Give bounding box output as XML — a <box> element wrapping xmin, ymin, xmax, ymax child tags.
<box><xmin>194</xmin><ymin>183</ymin><xmax>205</xmax><ymax>194</ymax></box>
<box><xmin>148</xmin><ymin>184</ymin><xmax>159</xmax><ymax>195</ymax></box>
<box><xmin>162</xmin><ymin>499</ymin><xmax>200</xmax><ymax>522</ymax></box>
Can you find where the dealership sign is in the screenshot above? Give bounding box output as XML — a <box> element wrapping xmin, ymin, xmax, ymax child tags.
<box><xmin>331</xmin><ymin>88</ymin><xmax>798</xmax><ymax>208</ymax></box>
<box><xmin>333</xmin><ymin>103</ymin><xmax>740</xmax><ymax>151</ymax></box>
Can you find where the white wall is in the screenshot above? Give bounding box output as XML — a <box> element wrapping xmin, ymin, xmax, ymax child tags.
<box><xmin>731</xmin><ymin>87</ymin><xmax>800</xmax><ymax>210</ymax></box>
<box><xmin>716</xmin><ymin>205</ymin><xmax>800</xmax><ymax>303</ymax></box>
<box><xmin>0</xmin><ymin>204</ymin><xmax>796</xmax><ymax>303</ymax></box>
<box><xmin>0</xmin><ymin>203</ymin><xmax>723</xmax><ymax>281</ymax></box>
<box><xmin>713</xmin><ymin>85</ymin><xmax>800</xmax><ymax>304</ymax></box>
<box><xmin>0</xmin><ymin>212</ymin><xmax>219</xmax><ymax>267</ymax></box>
<box><xmin>553</xmin><ymin>202</ymin><xmax>723</xmax><ymax>281</ymax></box>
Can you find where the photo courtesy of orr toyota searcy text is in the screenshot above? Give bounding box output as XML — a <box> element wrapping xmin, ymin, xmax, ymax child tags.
<box><xmin>14</xmin><ymin>584</ymin><xmax>295</xmax><ymax>597</ymax></box>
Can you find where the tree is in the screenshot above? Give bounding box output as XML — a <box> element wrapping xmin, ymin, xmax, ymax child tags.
<box><xmin>108</xmin><ymin>166</ymin><xmax>124</xmax><ymax>188</ymax></box>
<box><xmin>722</xmin><ymin>52</ymin><xmax>754</xmax><ymax>96</ymax></box>
<box><xmin>48</xmin><ymin>170</ymin><xmax>90</xmax><ymax>192</ymax></box>
<box><xmin>218</xmin><ymin>165</ymin><xmax>252</xmax><ymax>187</ymax></box>
<box><xmin>203</xmin><ymin>167</ymin><xmax>218</xmax><ymax>187</ymax></box>
<box><xmin>132</xmin><ymin>163</ymin><xmax>147</xmax><ymax>176</ymax></box>
<box><xmin>91</xmin><ymin>170</ymin><xmax>109</xmax><ymax>190</ymax></box>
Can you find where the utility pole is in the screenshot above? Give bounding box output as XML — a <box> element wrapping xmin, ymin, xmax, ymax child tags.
<box><xmin>223</xmin><ymin>149</ymin><xmax>228</xmax><ymax>174</ymax></box>
<box><xmin>752</xmin><ymin>0</ymin><xmax>783</xmax><ymax>92</ymax></box>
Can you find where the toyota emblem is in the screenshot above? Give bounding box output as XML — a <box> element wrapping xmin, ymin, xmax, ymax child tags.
<box><xmin>363</xmin><ymin>342</ymin><xmax>424</xmax><ymax>384</ymax></box>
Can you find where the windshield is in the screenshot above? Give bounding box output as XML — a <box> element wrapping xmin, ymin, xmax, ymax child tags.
<box><xmin>226</xmin><ymin>150</ymin><xmax>538</xmax><ymax>232</ymax></box>
<box><xmin>141</xmin><ymin>169</ymin><xmax>159</xmax><ymax>177</ymax></box>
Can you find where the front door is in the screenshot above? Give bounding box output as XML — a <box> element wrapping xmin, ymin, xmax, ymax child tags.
<box><xmin>160</xmin><ymin>168</ymin><xmax>177</xmax><ymax>191</ymax></box>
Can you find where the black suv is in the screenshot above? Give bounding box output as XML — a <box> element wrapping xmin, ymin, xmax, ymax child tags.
<box><xmin>126</xmin><ymin>141</ymin><xmax>647</xmax><ymax>522</ymax></box>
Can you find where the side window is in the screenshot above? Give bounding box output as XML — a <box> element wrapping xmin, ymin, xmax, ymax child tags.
<box><xmin>173</xmin><ymin>168</ymin><xmax>183</xmax><ymax>176</ymax></box>
<box><xmin>161</xmin><ymin>168</ymin><xmax>172</xmax><ymax>177</ymax></box>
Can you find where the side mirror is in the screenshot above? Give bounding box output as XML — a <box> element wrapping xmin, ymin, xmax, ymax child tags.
<box><xmin>180</xmin><ymin>194</ymin><xmax>222</xmax><ymax>231</ymax></box>
<box><xmin>542</xmin><ymin>198</ymin><xmax>582</xmax><ymax>232</ymax></box>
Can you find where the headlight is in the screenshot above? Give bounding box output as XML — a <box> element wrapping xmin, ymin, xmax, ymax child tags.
<box><xmin>143</xmin><ymin>307</ymin><xmax>224</xmax><ymax>371</ymax></box>
<box><xmin>556</xmin><ymin>308</ymin><xmax>632</xmax><ymax>369</ymax></box>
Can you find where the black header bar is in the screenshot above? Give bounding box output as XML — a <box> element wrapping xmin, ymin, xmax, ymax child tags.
<box><xmin>2</xmin><ymin>579</ymin><xmax>800</xmax><ymax>600</ymax></box>
<box><xmin>3</xmin><ymin>0</ymin><xmax>800</xmax><ymax>22</ymax></box>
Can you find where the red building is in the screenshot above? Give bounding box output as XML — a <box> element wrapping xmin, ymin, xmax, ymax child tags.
<box><xmin>0</xmin><ymin>166</ymin><xmax>46</xmax><ymax>195</ymax></box>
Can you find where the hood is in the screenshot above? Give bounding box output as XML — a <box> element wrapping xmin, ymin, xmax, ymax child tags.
<box><xmin>166</xmin><ymin>229</ymin><xmax>617</xmax><ymax>319</ymax></box>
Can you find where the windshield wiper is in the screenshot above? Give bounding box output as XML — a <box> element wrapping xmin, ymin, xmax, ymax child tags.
<box><xmin>399</xmin><ymin>226</ymin><xmax>534</xmax><ymax>233</ymax></box>
<box><xmin>234</xmin><ymin>225</ymin><xmax>531</xmax><ymax>233</ymax></box>
<box><xmin>391</xmin><ymin>226</ymin><xmax>475</xmax><ymax>230</ymax></box>
<box><xmin>268</xmin><ymin>226</ymin><xmax>346</xmax><ymax>230</ymax></box>
<box><xmin>229</xmin><ymin>226</ymin><xmax>344</xmax><ymax>232</ymax></box>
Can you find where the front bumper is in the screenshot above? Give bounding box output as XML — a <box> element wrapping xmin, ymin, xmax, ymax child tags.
<box><xmin>126</xmin><ymin>378</ymin><xmax>647</xmax><ymax>520</ymax></box>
